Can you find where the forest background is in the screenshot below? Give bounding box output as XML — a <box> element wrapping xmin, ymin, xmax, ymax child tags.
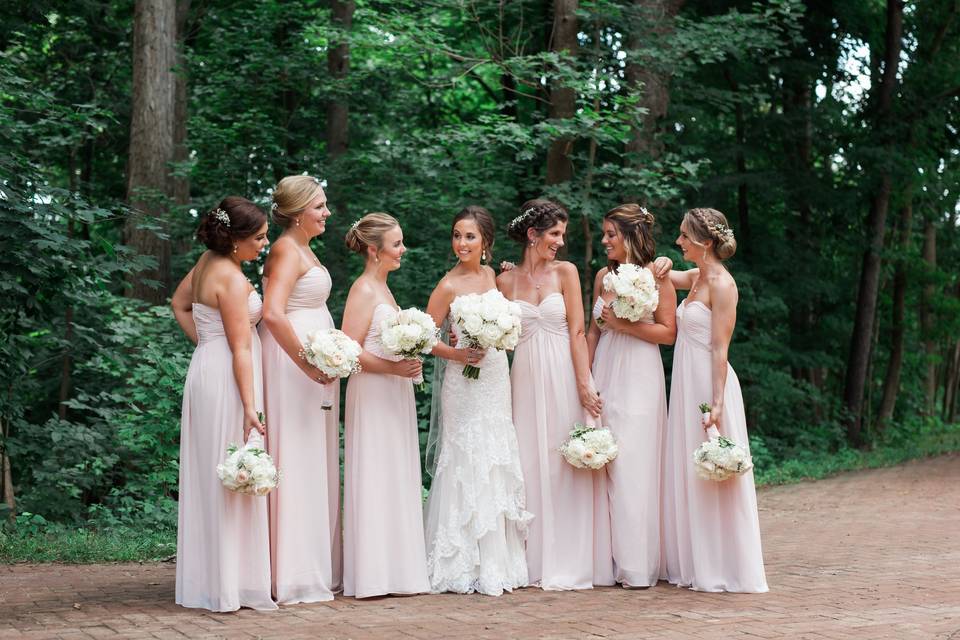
<box><xmin>1</xmin><ymin>0</ymin><xmax>959</xmax><ymax>559</ymax></box>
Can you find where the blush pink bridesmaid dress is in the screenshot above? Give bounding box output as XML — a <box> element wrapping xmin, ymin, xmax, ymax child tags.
<box><xmin>342</xmin><ymin>304</ymin><xmax>430</xmax><ymax>598</ymax></box>
<box><xmin>591</xmin><ymin>298</ymin><xmax>667</xmax><ymax>587</ymax></box>
<box><xmin>660</xmin><ymin>299</ymin><xmax>768</xmax><ymax>592</ymax></box>
<box><xmin>510</xmin><ymin>292</ymin><xmax>614</xmax><ymax>590</ymax></box>
<box><xmin>176</xmin><ymin>291</ymin><xmax>276</xmax><ymax>612</ymax></box>
<box><xmin>260</xmin><ymin>266</ymin><xmax>341</xmax><ymax>604</ymax></box>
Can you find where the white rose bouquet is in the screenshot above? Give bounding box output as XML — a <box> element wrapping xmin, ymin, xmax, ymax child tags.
<box><xmin>600</xmin><ymin>263</ymin><xmax>659</xmax><ymax>325</ymax></box>
<box><xmin>449</xmin><ymin>290</ymin><xmax>523</xmax><ymax>379</ymax></box>
<box><xmin>379</xmin><ymin>307</ymin><xmax>440</xmax><ymax>391</ymax></box>
<box><xmin>692</xmin><ymin>403</ymin><xmax>754</xmax><ymax>481</ymax></box>
<box><xmin>301</xmin><ymin>328</ymin><xmax>362</xmax><ymax>409</ymax></box>
<box><xmin>216</xmin><ymin>419</ymin><xmax>280</xmax><ymax>496</ymax></box>
<box><xmin>559</xmin><ymin>424</ymin><xmax>619</xmax><ymax>470</ymax></box>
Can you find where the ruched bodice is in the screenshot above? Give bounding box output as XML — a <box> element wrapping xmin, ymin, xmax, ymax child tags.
<box><xmin>363</xmin><ymin>304</ymin><xmax>401</xmax><ymax>360</ymax></box>
<box><xmin>676</xmin><ymin>299</ymin><xmax>711</xmax><ymax>350</ymax></box>
<box><xmin>192</xmin><ymin>291</ymin><xmax>262</xmax><ymax>344</ymax></box>
<box><xmin>285</xmin><ymin>266</ymin><xmax>332</xmax><ymax>312</ymax></box>
<box><xmin>517</xmin><ymin>293</ymin><xmax>568</xmax><ymax>343</ymax></box>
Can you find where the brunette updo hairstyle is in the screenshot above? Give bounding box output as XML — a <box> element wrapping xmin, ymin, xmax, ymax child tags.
<box><xmin>506</xmin><ymin>198</ymin><xmax>569</xmax><ymax>245</ymax></box>
<box><xmin>604</xmin><ymin>204</ymin><xmax>656</xmax><ymax>271</ymax></box>
<box><xmin>682</xmin><ymin>207</ymin><xmax>737</xmax><ymax>260</ymax></box>
<box><xmin>452</xmin><ymin>205</ymin><xmax>496</xmax><ymax>262</ymax></box>
<box><xmin>271</xmin><ymin>175</ymin><xmax>324</xmax><ymax>228</ymax></box>
<box><xmin>344</xmin><ymin>212</ymin><xmax>400</xmax><ymax>259</ymax></box>
<box><xmin>196</xmin><ymin>196</ymin><xmax>267</xmax><ymax>255</ymax></box>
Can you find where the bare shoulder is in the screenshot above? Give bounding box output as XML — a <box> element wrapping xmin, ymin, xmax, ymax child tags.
<box><xmin>555</xmin><ymin>260</ymin><xmax>579</xmax><ymax>277</ymax></box>
<box><xmin>710</xmin><ymin>271</ymin><xmax>738</xmax><ymax>301</ymax></box>
<box><xmin>481</xmin><ymin>264</ymin><xmax>498</xmax><ymax>284</ymax></box>
<box><xmin>496</xmin><ymin>268</ymin><xmax>516</xmax><ymax>287</ymax></box>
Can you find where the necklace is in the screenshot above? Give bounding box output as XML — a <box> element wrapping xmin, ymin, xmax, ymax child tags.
<box><xmin>521</xmin><ymin>267</ymin><xmax>546</xmax><ymax>290</ymax></box>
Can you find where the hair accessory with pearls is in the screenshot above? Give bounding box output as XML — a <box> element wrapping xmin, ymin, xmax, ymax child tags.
<box><xmin>210</xmin><ymin>208</ymin><xmax>230</xmax><ymax>227</ymax></box>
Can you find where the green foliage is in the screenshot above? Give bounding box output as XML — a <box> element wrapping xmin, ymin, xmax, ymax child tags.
<box><xmin>1</xmin><ymin>0</ymin><xmax>958</xmax><ymax>536</ymax></box>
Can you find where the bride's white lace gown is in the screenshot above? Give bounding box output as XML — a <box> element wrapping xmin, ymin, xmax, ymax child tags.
<box><xmin>423</xmin><ymin>303</ymin><xmax>532</xmax><ymax>596</ymax></box>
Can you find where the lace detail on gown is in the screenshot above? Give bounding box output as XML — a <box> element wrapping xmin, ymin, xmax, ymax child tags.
<box><xmin>424</xmin><ymin>295</ymin><xmax>532</xmax><ymax>596</ymax></box>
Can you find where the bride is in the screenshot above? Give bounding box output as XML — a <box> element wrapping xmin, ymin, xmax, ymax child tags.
<box><xmin>422</xmin><ymin>205</ymin><xmax>532</xmax><ymax>596</ymax></box>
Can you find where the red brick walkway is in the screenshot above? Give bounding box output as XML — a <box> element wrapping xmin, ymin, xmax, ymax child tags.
<box><xmin>2</xmin><ymin>454</ymin><xmax>959</xmax><ymax>639</ymax></box>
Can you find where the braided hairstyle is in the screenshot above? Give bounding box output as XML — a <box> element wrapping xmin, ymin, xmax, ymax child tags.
<box><xmin>506</xmin><ymin>198</ymin><xmax>569</xmax><ymax>245</ymax></box>
<box><xmin>604</xmin><ymin>203</ymin><xmax>656</xmax><ymax>271</ymax></box>
<box><xmin>682</xmin><ymin>207</ymin><xmax>737</xmax><ymax>260</ymax></box>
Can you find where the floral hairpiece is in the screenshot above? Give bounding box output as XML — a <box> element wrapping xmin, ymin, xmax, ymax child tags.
<box><xmin>311</xmin><ymin>177</ymin><xmax>321</xmax><ymax>185</ymax></box>
<box><xmin>271</xmin><ymin>202</ymin><xmax>279</xmax><ymax>211</ymax></box>
<box><xmin>508</xmin><ymin>207</ymin><xmax>536</xmax><ymax>230</ymax></box>
<box><xmin>707</xmin><ymin>220</ymin><xmax>733</xmax><ymax>240</ymax></box>
<box><xmin>350</xmin><ymin>219</ymin><xmax>361</xmax><ymax>231</ymax></box>
<box><xmin>211</xmin><ymin>208</ymin><xmax>230</xmax><ymax>227</ymax></box>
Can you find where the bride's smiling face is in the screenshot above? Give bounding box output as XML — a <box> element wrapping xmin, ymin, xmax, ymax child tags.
<box><xmin>452</xmin><ymin>219</ymin><xmax>483</xmax><ymax>265</ymax></box>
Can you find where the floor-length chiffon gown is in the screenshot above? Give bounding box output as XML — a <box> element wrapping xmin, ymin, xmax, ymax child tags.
<box><xmin>660</xmin><ymin>299</ymin><xmax>768</xmax><ymax>593</ymax></box>
<box><xmin>342</xmin><ymin>303</ymin><xmax>431</xmax><ymax>598</ymax></box>
<box><xmin>260</xmin><ymin>266</ymin><xmax>341</xmax><ymax>603</ymax></box>
<box><xmin>510</xmin><ymin>292</ymin><xmax>614</xmax><ymax>590</ymax></box>
<box><xmin>423</xmin><ymin>297</ymin><xmax>532</xmax><ymax>595</ymax></box>
<box><xmin>176</xmin><ymin>291</ymin><xmax>277</xmax><ymax>612</ymax></box>
<box><xmin>591</xmin><ymin>298</ymin><xmax>666</xmax><ymax>587</ymax></box>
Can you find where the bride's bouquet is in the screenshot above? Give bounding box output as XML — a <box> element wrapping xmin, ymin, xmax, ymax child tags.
<box><xmin>301</xmin><ymin>328</ymin><xmax>363</xmax><ymax>409</ymax></box>
<box><xmin>379</xmin><ymin>307</ymin><xmax>440</xmax><ymax>391</ymax></box>
<box><xmin>559</xmin><ymin>424</ymin><xmax>619</xmax><ymax>470</ymax></box>
<box><xmin>692</xmin><ymin>403</ymin><xmax>753</xmax><ymax>481</ymax></box>
<box><xmin>600</xmin><ymin>263</ymin><xmax>659</xmax><ymax>324</ymax></box>
<box><xmin>449</xmin><ymin>290</ymin><xmax>523</xmax><ymax>379</ymax></box>
<box><xmin>217</xmin><ymin>419</ymin><xmax>280</xmax><ymax>496</ymax></box>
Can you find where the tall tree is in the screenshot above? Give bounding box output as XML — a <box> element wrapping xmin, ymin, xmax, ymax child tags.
<box><xmin>125</xmin><ymin>0</ymin><xmax>177</xmax><ymax>304</ymax></box>
<box><xmin>327</xmin><ymin>0</ymin><xmax>354</xmax><ymax>161</ymax></box>
<box><xmin>544</xmin><ymin>0</ymin><xmax>578</xmax><ymax>185</ymax></box>
<box><xmin>842</xmin><ymin>0</ymin><xmax>904</xmax><ymax>445</ymax></box>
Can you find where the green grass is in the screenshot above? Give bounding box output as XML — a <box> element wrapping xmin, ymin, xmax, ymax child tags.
<box><xmin>0</xmin><ymin>523</ymin><xmax>176</xmax><ymax>563</ymax></box>
<box><xmin>754</xmin><ymin>418</ymin><xmax>960</xmax><ymax>487</ymax></box>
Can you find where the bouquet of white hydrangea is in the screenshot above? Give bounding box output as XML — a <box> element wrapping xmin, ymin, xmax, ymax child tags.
<box><xmin>449</xmin><ymin>289</ymin><xmax>523</xmax><ymax>379</ymax></box>
<box><xmin>379</xmin><ymin>307</ymin><xmax>440</xmax><ymax>390</ymax></box>
<box><xmin>216</xmin><ymin>424</ymin><xmax>279</xmax><ymax>496</ymax></box>
<box><xmin>600</xmin><ymin>263</ymin><xmax>659</xmax><ymax>324</ymax></box>
<box><xmin>692</xmin><ymin>403</ymin><xmax>754</xmax><ymax>481</ymax></box>
<box><xmin>559</xmin><ymin>424</ymin><xmax>619</xmax><ymax>470</ymax></box>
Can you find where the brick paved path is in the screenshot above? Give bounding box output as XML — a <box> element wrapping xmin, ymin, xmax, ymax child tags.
<box><xmin>2</xmin><ymin>454</ymin><xmax>959</xmax><ymax>640</ymax></box>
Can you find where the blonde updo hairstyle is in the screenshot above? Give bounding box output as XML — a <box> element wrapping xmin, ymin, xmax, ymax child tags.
<box><xmin>604</xmin><ymin>203</ymin><xmax>656</xmax><ymax>271</ymax></box>
<box><xmin>682</xmin><ymin>207</ymin><xmax>737</xmax><ymax>260</ymax></box>
<box><xmin>271</xmin><ymin>175</ymin><xmax>325</xmax><ymax>228</ymax></box>
<box><xmin>345</xmin><ymin>212</ymin><xmax>400</xmax><ymax>261</ymax></box>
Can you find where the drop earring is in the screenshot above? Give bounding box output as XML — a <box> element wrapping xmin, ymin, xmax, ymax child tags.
<box><xmin>482</xmin><ymin>250</ymin><xmax>487</xmax><ymax>263</ymax></box>
<box><xmin>233</xmin><ymin>245</ymin><xmax>238</xmax><ymax>254</ymax></box>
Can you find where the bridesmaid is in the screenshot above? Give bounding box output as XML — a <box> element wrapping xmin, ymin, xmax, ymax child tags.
<box><xmin>660</xmin><ymin>207</ymin><xmax>768</xmax><ymax>593</ymax></box>
<box><xmin>171</xmin><ymin>197</ymin><xmax>276</xmax><ymax>612</ymax></box>
<box><xmin>260</xmin><ymin>175</ymin><xmax>341</xmax><ymax>604</ymax></box>
<box><xmin>340</xmin><ymin>213</ymin><xmax>430</xmax><ymax>598</ymax></box>
<box><xmin>496</xmin><ymin>198</ymin><xmax>614</xmax><ymax>590</ymax></box>
<box><xmin>586</xmin><ymin>204</ymin><xmax>676</xmax><ymax>588</ymax></box>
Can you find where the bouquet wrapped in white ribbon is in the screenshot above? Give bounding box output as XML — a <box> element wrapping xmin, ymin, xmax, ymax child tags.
<box><xmin>600</xmin><ymin>263</ymin><xmax>659</xmax><ymax>324</ymax></box>
<box><xmin>449</xmin><ymin>289</ymin><xmax>523</xmax><ymax>379</ymax></box>
<box><xmin>216</xmin><ymin>426</ymin><xmax>279</xmax><ymax>496</ymax></box>
<box><xmin>692</xmin><ymin>403</ymin><xmax>754</xmax><ymax>481</ymax></box>
<box><xmin>301</xmin><ymin>328</ymin><xmax>362</xmax><ymax>409</ymax></box>
<box><xmin>379</xmin><ymin>307</ymin><xmax>440</xmax><ymax>390</ymax></box>
<box><xmin>559</xmin><ymin>424</ymin><xmax>619</xmax><ymax>470</ymax></box>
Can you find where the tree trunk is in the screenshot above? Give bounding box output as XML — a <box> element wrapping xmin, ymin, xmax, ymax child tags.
<box><xmin>624</xmin><ymin>0</ymin><xmax>685</xmax><ymax>166</ymax></box>
<box><xmin>125</xmin><ymin>0</ymin><xmax>177</xmax><ymax>304</ymax></box>
<box><xmin>544</xmin><ymin>0</ymin><xmax>578</xmax><ymax>185</ymax></box>
<box><xmin>172</xmin><ymin>0</ymin><xmax>192</xmax><ymax>208</ymax></box>
<box><xmin>877</xmin><ymin>201</ymin><xmax>913</xmax><ymax>428</ymax></box>
<box><xmin>724</xmin><ymin>69</ymin><xmax>750</xmax><ymax>255</ymax></box>
<box><xmin>921</xmin><ymin>218</ymin><xmax>937</xmax><ymax>413</ymax></box>
<box><xmin>326</xmin><ymin>0</ymin><xmax>354</xmax><ymax>160</ymax></box>
<box><xmin>842</xmin><ymin>0</ymin><xmax>903</xmax><ymax>445</ymax></box>
<box><xmin>1</xmin><ymin>414</ymin><xmax>14</xmax><ymax>521</ymax></box>
<box><xmin>944</xmin><ymin>338</ymin><xmax>960</xmax><ymax>422</ymax></box>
